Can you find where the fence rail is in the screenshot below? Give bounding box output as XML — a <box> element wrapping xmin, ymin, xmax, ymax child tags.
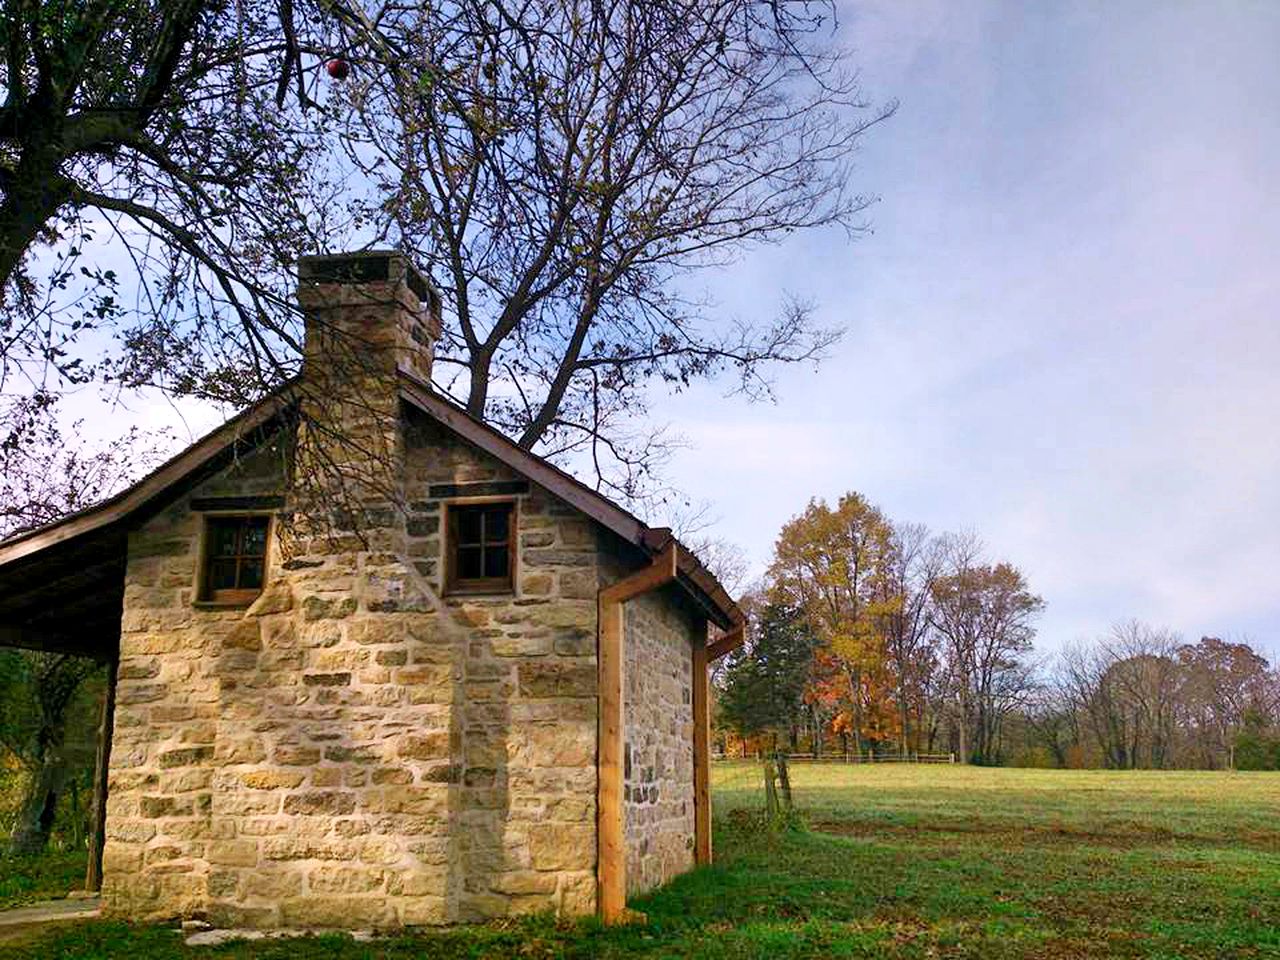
<box><xmin>714</xmin><ymin>752</ymin><xmax>956</xmax><ymax>764</ymax></box>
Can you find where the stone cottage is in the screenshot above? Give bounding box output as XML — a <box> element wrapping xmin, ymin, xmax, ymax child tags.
<box><xmin>0</xmin><ymin>252</ymin><xmax>745</xmax><ymax>928</ymax></box>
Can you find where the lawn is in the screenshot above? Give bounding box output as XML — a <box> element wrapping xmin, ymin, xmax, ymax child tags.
<box><xmin>3</xmin><ymin>764</ymin><xmax>1279</xmax><ymax>958</ymax></box>
<box><xmin>0</xmin><ymin>850</ymin><xmax>86</xmax><ymax>911</ymax></box>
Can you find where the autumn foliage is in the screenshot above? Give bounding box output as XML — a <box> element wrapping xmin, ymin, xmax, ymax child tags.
<box><xmin>720</xmin><ymin>490</ymin><xmax>1044</xmax><ymax>763</ymax></box>
<box><xmin>717</xmin><ymin>490</ymin><xmax>1280</xmax><ymax>769</ymax></box>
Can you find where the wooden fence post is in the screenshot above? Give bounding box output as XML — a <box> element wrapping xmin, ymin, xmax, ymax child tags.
<box><xmin>776</xmin><ymin>754</ymin><xmax>793</xmax><ymax>811</ymax></box>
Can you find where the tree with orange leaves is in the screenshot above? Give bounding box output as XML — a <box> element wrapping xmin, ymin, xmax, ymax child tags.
<box><xmin>769</xmin><ymin>493</ymin><xmax>896</xmax><ymax>755</ymax></box>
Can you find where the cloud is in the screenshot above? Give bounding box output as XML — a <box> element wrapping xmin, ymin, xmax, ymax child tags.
<box><xmin>657</xmin><ymin>0</ymin><xmax>1280</xmax><ymax>650</ymax></box>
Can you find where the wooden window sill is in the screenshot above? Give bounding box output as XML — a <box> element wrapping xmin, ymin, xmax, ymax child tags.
<box><xmin>445</xmin><ymin>583</ymin><xmax>515</xmax><ymax>599</ymax></box>
<box><xmin>193</xmin><ymin>598</ymin><xmax>260</xmax><ymax>610</ymax></box>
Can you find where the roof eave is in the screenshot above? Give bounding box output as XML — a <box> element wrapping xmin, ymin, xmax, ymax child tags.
<box><xmin>0</xmin><ymin>382</ymin><xmax>298</xmax><ymax>569</ymax></box>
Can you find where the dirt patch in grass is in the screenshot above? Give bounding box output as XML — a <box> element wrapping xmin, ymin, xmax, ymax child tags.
<box><xmin>809</xmin><ymin>817</ymin><xmax>1280</xmax><ymax>852</ymax></box>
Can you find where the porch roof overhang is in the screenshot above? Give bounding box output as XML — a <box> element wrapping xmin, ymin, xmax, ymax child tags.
<box><xmin>0</xmin><ymin>387</ymin><xmax>296</xmax><ymax>659</ymax></box>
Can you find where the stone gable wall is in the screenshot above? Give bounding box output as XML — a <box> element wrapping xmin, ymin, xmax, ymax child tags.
<box><xmin>103</xmin><ymin>410</ymin><xmax>601</xmax><ymax>926</ymax></box>
<box><xmin>401</xmin><ymin>410</ymin><xmax>599</xmax><ymax>920</ymax></box>
<box><xmin>102</xmin><ymin>403</ymin><xmax>704</xmax><ymax>927</ymax></box>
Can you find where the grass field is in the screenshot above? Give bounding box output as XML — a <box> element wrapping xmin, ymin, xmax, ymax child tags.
<box><xmin>3</xmin><ymin>764</ymin><xmax>1278</xmax><ymax>958</ymax></box>
<box><xmin>0</xmin><ymin>850</ymin><xmax>86</xmax><ymax>911</ymax></box>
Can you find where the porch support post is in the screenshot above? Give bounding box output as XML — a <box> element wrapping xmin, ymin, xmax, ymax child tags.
<box><xmin>597</xmin><ymin>541</ymin><xmax>678</xmax><ymax>925</ymax></box>
<box><xmin>85</xmin><ymin>652</ymin><xmax>118</xmax><ymax>893</ymax></box>
<box><xmin>692</xmin><ymin>639</ymin><xmax>711</xmax><ymax>866</ymax></box>
<box><xmin>694</xmin><ymin>622</ymin><xmax>744</xmax><ymax>867</ymax></box>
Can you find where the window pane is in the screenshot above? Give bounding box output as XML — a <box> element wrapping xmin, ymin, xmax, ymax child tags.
<box><xmin>239</xmin><ymin>559</ymin><xmax>264</xmax><ymax>590</ymax></box>
<box><xmin>457</xmin><ymin>509</ymin><xmax>483</xmax><ymax>544</ymax></box>
<box><xmin>242</xmin><ymin>519</ymin><xmax>268</xmax><ymax>556</ymax></box>
<box><xmin>209</xmin><ymin>559</ymin><xmax>238</xmax><ymax>590</ymax></box>
<box><xmin>485</xmin><ymin>507</ymin><xmax>509</xmax><ymax>543</ymax></box>
<box><xmin>483</xmin><ymin>545</ymin><xmax>509</xmax><ymax>579</ymax></box>
<box><xmin>457</xmin><ymin>545</ymin><xmax>483</xmax><ymax>579</ymax></box>
<box><xmin>211</xmin><ymin>521</ymin><xmax>240</xmax><ymax>557</ymax></box>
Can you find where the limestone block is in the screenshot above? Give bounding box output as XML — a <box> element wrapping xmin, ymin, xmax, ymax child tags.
<box><xmin>282</xmin><ymin>791</ymin><xmax>357</xmax><ymax>815</ymax></box>
<box><xmin>240</xmin><ymin>771</ymin><xmax>305</xmax><ymax>790</ymax></box>
<box><xmin>517</xmin><ymin>662</ymin><xmax>596</xmax><ymax>698</ymax></box>
<box><xmin>308</xmin><ymin>865</ymin><xmax>387</xmax><ymax>894</ymax></box>
<box><xmin>279</xmin><ymin>896</ymin><xmax>397</xmax><ymax>928</ymax></box>
<box><xmin>208</xmin><ymin>840</ymin><xmax>259</xmax><ymax>866</ymax></box>
<box><xmin>528</xmin><ymin>824</ymin><xmax>594</xmax><ymax>871</ymax></box>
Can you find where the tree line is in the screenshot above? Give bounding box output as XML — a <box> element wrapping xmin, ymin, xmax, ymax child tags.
<box><xmin>716</xmin><ymin>491</ymin><xmax>1280</xmax><ymax>769</ymax></box>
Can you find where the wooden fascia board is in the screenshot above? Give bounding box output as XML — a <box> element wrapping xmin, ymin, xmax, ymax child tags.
<box><xmin>398</xmin><ymin>375</ymin><xmax>752</xmax><ymax>630</ymax></box>
<box><xmin>600</xmin><ymin>542</ymin><xmax>678</xmax><ymax>604</ymax></box>
<box><xmin>0</xmin><ymin>390</ymin><xmax>293</xmax><ymax>569</ymax></box>
<box><xmin>399</xmin><ymin>377</ymin><xmax>647</xmax><ymax>544</ymax></box>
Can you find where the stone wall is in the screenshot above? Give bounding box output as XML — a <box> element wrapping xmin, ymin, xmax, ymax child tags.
<box><xmin>102</xmin><ymin>407</ymin><xmax>606</xmax><ymax>926</ymax></box>
<box><xmin>402</xmin><ymin>409</ymin><xmax>599</xmax><ymax>920</ymax></box>
<box><xmin>622</xmin><ymin>586</ymin><xmax>700</xmax><ymax>896</ymax></box>
<box><xmin>101</xmin><ymin>378</ymin><xmax>711</xmax><ymax>926</ymax></box>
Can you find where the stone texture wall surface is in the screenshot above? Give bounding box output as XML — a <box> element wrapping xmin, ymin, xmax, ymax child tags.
<box><xmin>100</xmin><ymin>260</ymin><xmax>706</xmax><ymax>926</ymax></box>
<box><xmin>621</xmin><ymin>586</ymin><xmax>699</xmax><ymax>896</ymax></box>
<box><xmin>402</xmin><ymin>411</ymin><xmax>600</xmax><ymax>920</ymax></box>
<box><xmin>101</xmin><ymin>413</ymin><xmax>609</xmax><ymax>926</ymax></box>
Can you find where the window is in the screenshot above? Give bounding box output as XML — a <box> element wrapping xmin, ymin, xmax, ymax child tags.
<box><xmin>200</xmin><ymin>515</ymin><xmax>270</xmax><ymax>604</ymax></box>
<box><xmin>446</xmin><ymin>501</ymin><xmax>515</xmax><ymax>594</ymax></box>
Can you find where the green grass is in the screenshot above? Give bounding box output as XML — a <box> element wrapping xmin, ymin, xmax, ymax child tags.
<box><xmin>0</xmin><ymin>849</ymin><xmax>86</xmax><ymax>910</ymax></box>
<box><xmin>4</xmin><ymin>765</ymin><xmax>1280</xmax><ymax>958</ymax></box>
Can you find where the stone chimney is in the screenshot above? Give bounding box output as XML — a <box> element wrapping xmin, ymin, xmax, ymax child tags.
<box><xmin>291</xmin><ymin>251</ymin><xmax>441</xmax><ymax>552</ymax></box>
<box><xmin>297</xmin><ymin>250</ymin><xmax>441</xmax><ymax>386</ymax></box>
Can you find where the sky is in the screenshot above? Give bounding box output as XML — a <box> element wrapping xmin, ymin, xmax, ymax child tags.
<box><xmin>57</xmin><ymin>1</ymin><xmax>1280</xmax><ymax>655</ymax></box>
<box><xmin>651</xmin><ymin>0</ymin><xmax>1280</xmax><ymax>651</ymax></box>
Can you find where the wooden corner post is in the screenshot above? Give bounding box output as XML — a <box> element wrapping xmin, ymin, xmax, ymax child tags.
<box><xmin>692</xmin><ymin>639</ymin><xmax>711</xmax><ymax>866</ymax></box>
<box><xmin>597</xmin><ymin>542</ymin><xmax>678</xmax><ymax>925</ymax></box>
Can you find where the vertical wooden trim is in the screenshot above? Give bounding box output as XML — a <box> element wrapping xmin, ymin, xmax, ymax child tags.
<box><xmin>85</xmin><ymin>653</ymin><xmax>118</xmax><ymax>893</ymax></box>
<box><xmin>597</xmin><ymin>598</ymin><xmax>626</xmax><ymax>923</ymax></box>
<box><xmin>692</xmin><ymin>639</ymin><xmax>711</xmax><ymax>866</ymax></box>
<box><xmin>596</xmin><ymin>542</ymin><xmax>678</xmax><ymax>924</ymax></box>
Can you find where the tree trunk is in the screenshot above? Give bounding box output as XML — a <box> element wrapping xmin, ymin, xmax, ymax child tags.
<box><xmin>900</xmin><ymin>693</ymin><xmax>910</xmax><ymax>758</ymax></box>
<box><xmin>848</xmin><ymin>666</ymin><xmax>864</xmax><ymax>756</ymax></box>
<box><xmin>10</xmin><ymin>753</ymin><xmax>66</xmax><ymax>855</ymax></box>
<box><xmin>0</xmin><ymin>137</ymin><xmax>71</xmax><ymax>290</ymax></box>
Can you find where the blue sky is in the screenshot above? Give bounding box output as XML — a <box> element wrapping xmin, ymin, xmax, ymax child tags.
<box><xmin>65</xmin><ymin>1</ymin><xmax>1280</xmax><ymax>654</ymax></box>
<box><xmin>652</xmin><ymin>0</ymin><xmax>1280</xmax><ymax>650</ymax></box>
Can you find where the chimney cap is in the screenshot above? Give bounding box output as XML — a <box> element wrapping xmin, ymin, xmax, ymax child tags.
<box><xmin>298</xmin><ymin>250</ymin><xmax>438</xmax><ymax>311</ymax></box>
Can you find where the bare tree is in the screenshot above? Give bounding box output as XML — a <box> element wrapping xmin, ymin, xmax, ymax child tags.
<box><xmin>0</xmin><ymin>0</ymin><xmax>375</xmax><ymax>400</ymax></box>
<box><xmin>929</xmin><ymin>534</ymin><xmax>1043</xmax><ymax>764</ymax></box>
<box><xmin>343</xmin><ymin>0</ymin><xmax>893</xmax><ymax>497</ymax></box>
<box><xmin>875</xmin><ymin>522</ymin><xmax>939</xmax><ymax>755</ymax></box>
<box><xmin>0</xmin><ymin>393</ymin><xmax>172</xmax><ymax>537</ymax></box>
<box><xmin>1061</xmin><ymin>622</ymin><xmax>1181</xmax><ymax>769</ymax></box>
<box><xmin>4</xmin><ymin>0</ymin><xmax>892</xmax><ymax>506</ymax></box>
